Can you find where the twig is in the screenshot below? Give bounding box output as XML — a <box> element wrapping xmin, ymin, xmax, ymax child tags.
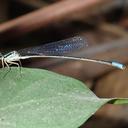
<box><xmin>0</xmin><ymin>0</ymin><xmax>110</xmax><ymax>41</ymax></box>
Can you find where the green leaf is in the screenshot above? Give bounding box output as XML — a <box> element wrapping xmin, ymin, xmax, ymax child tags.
<box><xmin>0</xmin><ymin>67</ymin><xmax>127</xmax><ymax>128</ymax></box>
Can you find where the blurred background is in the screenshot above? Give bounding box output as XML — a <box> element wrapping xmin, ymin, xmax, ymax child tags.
<box><xmin>0</xmin><ymin>0</ymin><xmax>128</xmax><ymax>127</ymax></box>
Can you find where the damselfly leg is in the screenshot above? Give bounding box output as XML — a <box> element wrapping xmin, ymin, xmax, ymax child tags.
<box><xmin>1</xmin><ymin>51</ymin><xmax>22</xmax><ymax>77</ymax></box>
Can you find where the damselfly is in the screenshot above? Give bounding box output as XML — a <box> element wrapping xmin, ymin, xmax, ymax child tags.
<box><xmin>0</xmin><ymin>37</ymin><xmax>125</xmax><ymax>70</ymax></box>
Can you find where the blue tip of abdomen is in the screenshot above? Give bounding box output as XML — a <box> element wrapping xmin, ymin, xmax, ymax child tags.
<box><xmin>112</xmin><ymin>61</ymin><xmax>126</xmax><ymax>70</ymax></box>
